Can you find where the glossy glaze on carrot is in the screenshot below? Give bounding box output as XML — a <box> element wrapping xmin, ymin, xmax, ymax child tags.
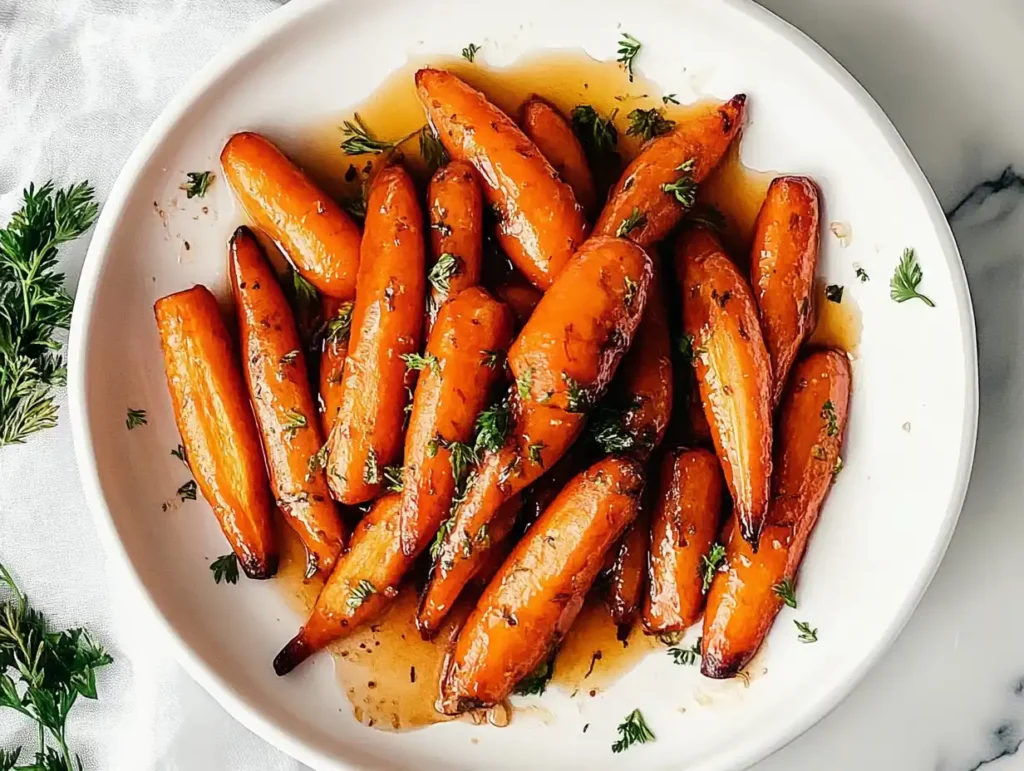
<box><xmin>326</xmin><ymin>165</ymin><xmax>425</xmax><ymax>504</ymax></box>
<box><xmin>415</xmin><ymin>68</ymin><xmax>588</xmax><ymax>290</ymax></box>
<box><xmin>492</xmin><ymin>273</ymin><xmax>543</xmax><ymax>328</ymax></box>
<box><xmin>427</xmin><ymin>161</ymin><xmax>484</xmax><ymax>325</ymax></box>
<box><xmin>398</xmin><ymin>287</ymin><xmax>514</xmax><ymax>558</ymax></box>
<box><xmin>676</xmin><ymin>226</ymin><xmax>773</xmax><ymax>546</ymax></box>
<box><xmin>594</xmin><ymin>95</ymin><xmax>746</xmax><ymax>248</ymax></box>
<box><xmin>606</xmin><ymin>500</ymin><xmax>651</xmax><ymax>628</ymax></box>
<box><xmin>439</xmin><ymin>456</ymin><xmax>644</xmax><ymax>713</ymax></box>
<box><xmin>750</xmin><ymin>176</ymin><xmax>821</xmax><ymax>406</ymax></box>
<box><xmin>643</xmin><ymin>447</ymin><xmax>724</xmax><ymax>634</ymax></box>
<box><xmin>154</xmin><ymin>285</ymin><xmax>277</xmax><ymax>578</ymax></box>
<box><xmin>317</xmin><ymin>295</ymin><xmax>353</xmax><ymax>436</ymax></box>
<box><xmin>702</xmin><ymin>350</ymin><xmax>851</xmax><ymax>678</ymax></box>
<box><xmin>221</xmin><ymin>132</ymin><xmax>362</xmax><ymax>299</ymax></box>
<box><xmin>229</xmin><ymin>227</ymin><xmax>344</xmax><ymax>577</ymax></box>
<box><xmin>521</xmin><ymin>96</ymin><xmax>598</xmax><ymax>216</ymax></box>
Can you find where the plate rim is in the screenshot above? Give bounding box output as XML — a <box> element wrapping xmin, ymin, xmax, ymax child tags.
<box><xmin>66</xmin><ymin>0</ymin><xmax>979</xmax><ymax>768</ymax></box>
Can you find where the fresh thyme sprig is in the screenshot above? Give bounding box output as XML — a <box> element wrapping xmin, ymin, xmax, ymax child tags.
<box><xmin>461</xmin><ymin>43</ymin><xmax>481</xmax><ymax>62</ymax></box>
<box><xmin>0</xmin><ymin>181</ymin><xmax>98</xmax><ymax>446</ymax></box>
<box><xmin>612</xmin><ymin>708</ymin><xmax>655</xmax><ymax>752</ymax></box>
<box><xmin>616</xmin><ymin>33</ymin><xmax>642</xmax><ymax>81</ymax></box>
<box><xmin>667</xmin><ymin>636</ymin><xmax>702</xmax><ymax>666</ymax></box>
<box><xmin>0</xmin><ymin>561</ymin><xmax>113</xmax><ymax>769</ymax></box>
<box><xmin>340</xmin><ymin>115</ymin><xmax>422</xmax><ymax>156</ymax></box>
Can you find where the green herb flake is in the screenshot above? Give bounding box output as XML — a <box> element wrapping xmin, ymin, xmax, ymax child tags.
<box><xmin>832</xmin><ymin>456</ymin><xmax>844</xmax><ymax>481</ymax></box>
<box><xmin>428</xmin><ymin>252</ymin><xmax>461</xmax><ymax>296</ymax></box>
<box><xmin>346</xmin><ymin>579</ymin><xmax>377</xmax><ymax>611</ymax></box>
<box><xmin>701</xmin><ymin>542</ymin><xmax>726</xmax><ymax>594</ymax></box>
<box><xmin>323</xmin><ymin>301</ymin><xmax>355</xmax><ymax>344</ymax></box>
<box><xmin>679</xmin><ymin>333</ymin><xmax>696</xmax><ymax>366</ymax></box>
<box><xmin>623</xmin><ymin>276</ymin><xmax>639</xmax><ymax>309</ymax></box>
<box><xmin>616</xmin><ymin>206</ymin><xmax>647</xmax><ymax>238</ymax></box>
<box><xmin>662</xmin><ymin>93</ymin><xmax>679</xmax><ymax>105</ymax></box>
<box><xmin>462</xmin><ymin>43</ymin><xmax>481</xmax><ymax>62</ymax></box>
<box><xmin>517</xmin><ymin>368</ymin><xmax>534</xmax><ymax>401</ymax></box>
<box><xmin>667</xmin><ymin>637</ymin><xmax>702</xmax><ymax>666</ymax></box>
<box><xmin>821</xmin><ymin>400</ymin><xmax>839</xmax><ymax>437</ymax></box>
<box><xmin>660</xmin><ymin>158</ymin><xmax>697</xmax><ymax>208</ymax></box>
<box><xmin>474</xmin><ymin>399</ymin><xmax>511</xmax><ymax>454</ymax></box>
<box><xmin>176</xmin><ymin>480</ymin><xmax>197</xmax><ymax>502</ymax></box>
<box><xmin>795</xmin><ymin>620</ymin><xmax>818</xmax><ymax>643</ymax></box>
<box><xmin>562</xmin><ymin>373</ymin><xmax>591</xmax><ymax>413</ymax></box>
<box><xmin>481</xmin><ymin>349</ymin><xmax>503</xmax><ymax>369</ymax></box>
<box><xmin>430</xmin><ymin>516</ymin><xmax>455</xmax><ymax>562</ymax></box>
<box><xmin>282</xmin><ymin>408</ymin><xmax>307</xmax><ymax>437</ymax></box>
<box><xmin>171</xmin><ymin>444</ymin><xmax>189</xmax><ymax>467</ymax></box>
<box><xmin>890</xmin><ymin>247</ymin><xmax>934</xmax><ymax>307</ymax></box>
<box><xmin>382</xmin><ymin>464</ymin><xmax>404</xmax><ymax>493</ymax></box>
<box><xmin>589</xmin><ymin>406</ymin><xmax>635</xmax><ymax>454</ymax></box>
<box><xmin>419</xmin><ymin>125</ymin><xmax>449</xmax><ymax>172</ymax></box>
<box><xmin>341</xmin><ymin>114</ymin><xmax>418</xmax><ymax>155</ymax></box>
<box><xmin>182</xmin><ymin>171</ymin><xmax>214</xmax><ymax>199</ymax></box>
<box><xmin>307</xmin><ymin>443</ymin><xmax>329</xmax><ymax>480</ymax></box>
<box><xmin>773</xmin><ymin>577</ymin><xmax>797</xmax><ymax>608</ymax></box>
<box><xmin>363</xmin><ymin>448</ymin><xmax>380</xmax><ymax>485</ymax></box>
<box><xmin>855</xmin><ymin>266</ymin><xmax>869</xmax><ymax>283</ymax></box>
<box><xmin>570</xmin><ymin>105</ymin><xmax>619</xmax><ymax>160</ymax></box>
<box><xmin>527</xmin><ymin>441</ymin><xmax>546</xmax><ymax>466</ymax></box>
<box><xmin>210</xmin><ymin>553</ymin><xmax>239</xmax><ymax>585</ymax></box>
<box><xmin>626</xmin><ymin>107</ymin><xmax>675</xmax><ymax>142</ymax></box>
<box><xmin>611</xmin><ymin>708</ymin><xmax>655</xmax><ymax>753</ymax></box>
<box><xmin>616</xmin><ymin>33</ymin><xmax>642</xmax><ymax>82</ymax></box>
<box><xmin>125</xmin><ymin>408</ymin><xmax>147</xmax><ymax>430</ymax></box>
<box><xmin>513</xmin><ymin>657</ymin><xmax>554</xmax><ymax>696</ymax></box>
<box><xmin>402</xmin><ymin>352</ymin><xmax>441</xmax><ymax>376</ymax></box>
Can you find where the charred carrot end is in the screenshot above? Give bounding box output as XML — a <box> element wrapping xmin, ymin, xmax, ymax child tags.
<box><xmin>273</xmin><ymin>633</ymin><xmax>313</xmax><ymax>676</ymax></box>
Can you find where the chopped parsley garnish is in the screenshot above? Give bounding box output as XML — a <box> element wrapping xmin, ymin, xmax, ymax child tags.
<box><xmin>660</xmin><ymin>158</ymin><xmax>697</xmax><ymax>207</ymax></box>
<box><xmin>679</xmin><ymin>333</ymin><xmax>696</xmax><ymax>366</ymax></box>
<box><xmin>430</xmin><ymin>516</ymin><xmax>454</xmax><ymax>561</ymax></box>
<box><xmin>527</xmin><ymin>441</ymin><xmax>546</xmax><ymax>466</ymax></box>
<box><xmin>176</xmin><ymin>480</ymin><xmax>197</xmax><ymax>502</ymax></box>
<box><xmin>855</xmin><ymin>266</ymin><xmax>869</xmax><ymax>283</ymax></box>
<box><xmin>570</xmin><ymin>105</ymin><xmax>619</xmax><ymax>159</ymax></box>
<box><xmin>616</xmin><ymin>207</ymin><xmax>647</xmax><ymax>238</ymax></box>
<box><xmin>402</xmin><ymin>352</ymin><xmax>441</xmax><ymax>376</ymax></box>
<box><xmin>323</xmin><ymin>301</ymin><xmax>355</xmax><ymax>344</ymax></box>
<box><xmin>616</xmin><ymin>33</ymin><xmax>642</xmax><ymax>81</ymax></box>
<box><xmin>428</xmin><ymin>253</ymin><xmax>461</xmax><ymax>295</ymax></box>
<box><xmin>444</xmin><ymin>440</ymin><xmax>479</xmax><ymax>485</ymax></box>
<box><xmin>589</xmin><ymin>406</ymin><xmax>635</xmax><ymax>454</ymax></box>
<box><xmin>513</xmin><ymin>657</ymin><xmax>554</xmax><ymax>696</ymax></box>
<box><xmin>461</xmin><ymin>43</ymin><xmax>481</xmax><ymax>62</ymax></box>
<box><xmin>623</xmin><ymin>276</ymin><xmax>639</xmax><ymax>309</ymax></box>
<box><xmin>307</xmin><ymin>443</ymin><xmax>329</xmax><ymax>479</ymax></box>
<box><xmin>612</xmin><ymin>708</ymin><xmax>655</xmax><ymax>753</ymax></box>
<box><xmin>667</xmin><ymin>637</ymin><xmax>702</xmax><ymax>666</ymax></box>
<box><xmin>890</xmin><ymin>247</ymin><xmax>934</xmax><ymax>306</ymax></box>
<box><xmin>701</xmin><ymin>542</ymin><xmax>726</xmax><ymax>593</ymax></box>
<box><xmin>626</xmin><ymin>107</ymin><xmax>675</xmax><ymax>141</ymax></box>
<box><xmin>171</xmin><ymin>444</ymin><xmax>188</xmax><ymax>466</ymax></box>
<box><xmin>346</xmin><ymin>579</ymin><xmax>377</xmax><ymax>610</ymax></box>
<box><xmin>291</xmin><ymin>271</ymin><xmax>320</xmax><ymax>318</ymax></box>
<box><xmin>0</xmin><ymin>561</ymin><xmax>114</xmax><ymax>765</ymax></box>
<box><xmin>821</xmin><ymin>400</ymin><xmax>839</xmax><ymax>437</ymax></box>
<box><xmin>795</xmin><ymin>620</ymin><xmax>818</xmax><ymax>643</ymax></box>
<box><xmin>125</xmin><ymin>408</ymin><xmax>147</xmax><ymax>430</ymax></box>
<box><xmin>182</xmin><ymin>171</ymin><xmax>214</xmax><ymax>199</ymax></box>
<box><xmin>824</xmin><ymin>284</ymin><xmax>844</xmax><ymax>304</ymax></box>
<box><xmin>773</xmin><ymin>577</ymin><xmax>797</xmax><ymax>608</ymax></box>
<box><xmin>662</xmin><ymin>93</ymin><xmax>679</xmax><ymax>105</ymax></box>
<box><xmin>419</xmin><ymin>126</ymin><xmax>448</xmax><ymax>172</ymax></box>
<box><xmin>562</xmin><ymin>373</ymin><xmax>591</xmax><ymax>412</ymax></box>
<box><xmin>832</xmin><ymin>457</ymin><xmax>844</xmax><ymax>481</ymax></box>
<box><xmin>383</xmin><ymin>464</ymin><xmax>404</xmax><ymax>493</ymax></box>
<box><xmin>210</xmin><ymin>554</ymin><xmax>239</xmax><ymax>585</ymax></box>
<box><xmin>474</xmin><ymin>399</ymin><xmax>511</xmax><ymax>453</ymax></box>
<box><xmin>517</xmin><ymin>368</ymin><xmax>534</xmax><ymax>400</ymax></box>
<box><xmin>363</xmin><ymin>448</ymin><xmax>379</xmax><ymax>485</ymax></box>
<box><xmin>282</xmin><ymin>408</ymin><xmax>307</xmax><ymax>437</ymax></box>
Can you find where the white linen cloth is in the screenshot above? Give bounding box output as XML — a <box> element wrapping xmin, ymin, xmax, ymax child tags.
<box><xmin>0</xmin><ymin>1</ymin><xmax>304</xmax><ymax>768</ymax></box>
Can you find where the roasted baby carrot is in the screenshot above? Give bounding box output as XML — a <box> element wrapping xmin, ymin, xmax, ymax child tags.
<box><xmin>398</xmin><ymin>287</ymin><xmax>514</xmax><ymax>558</ymax></box>
<box><xmin>643</xmin><ymin>447</ymin><xmax>724</xmax><ymax>634</ymax></box>
<box><xmin>417</xmin><ymin>495</ymin><xmax>522</xmax><ymax>637</ymax></box>
<box><xmin>154</xmin><ymin>286</ymin><xmax>277</xmax><ymax>578</ymax></box>
<box><xmin>415</xmin><ymin>68</ymin><xmax>588</xmax><ymax>289</ymax></box>
<box><xmin>317</xmin><ymin>295</ymin><xmax>353</xmax><ymax>436</ymax></box>
<box><xmin>439</xmin><ymin>456</ymin><xmax>644</xmax><ymax>713</ymax></box>
<box><xmin>606</xmin><ymin>501</ymin><xmax>651</xmax><ymax>629</ymax></box>
<box><xmin>230</xmin><ymin>227</ymin><xmax>344</xmax><ymax>577</ymax></box>
<box><xmin>594</xmin><ymin>95</ymin><xmax>746</xmax><ymax>248</ymax></box>
<box><xmin>676</xmin><ymin>227</ymin><xmax>773</xmax><ymax>546</ymax></box>
<box><xmin>221</xmin><ymin>132</ymin><xmax>361</xmax><ymax>299</ymax></box>
<box><xmin>492</xmin><ymin>273</ymin><xmax>542</xmax><ymax>328</ymax></box>
<box><xmin>427</xmin><ymin>161</ymin><xmax>484</xmax><ymax>325</ymax></box>
<box><xmin>750</xmin><ymin>176</ymin><xmax>821</xmax><ymax>406</ymax></box>
<box><xmin>274</xmin><ymin>494</ymin><xmax>404</xmax><ymax>675</ymax></box>
<box><xmin>326</xmin><ymin>165</ymin><xmax>425</xmax><ymax>504</ymax></box>
<box><xmin>702</xmin><ymin>350</ymin><xmax>851</xmax><ymax>678</ymax></box>
<box><xmin>521</xmin><ymin>96</ymin><xmax>598</xmax><ymax>216</ymax></box>
<box><xmin>417</xmin><ymin>236</ymin><xmax>652</xmax><ymax>632</ymax></box>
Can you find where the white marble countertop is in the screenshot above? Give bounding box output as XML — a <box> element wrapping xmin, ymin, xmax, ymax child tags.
<box><xmin>1</xmin><ymin>0</ymin><xmax>1021</xmax><ymax>768</ymax></box>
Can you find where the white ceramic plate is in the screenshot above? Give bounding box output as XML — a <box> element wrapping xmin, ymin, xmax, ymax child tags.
<box><xmin>68</xmin><ymin>0</ymin><xmax>978</xmax><ymax>768</ymax></box>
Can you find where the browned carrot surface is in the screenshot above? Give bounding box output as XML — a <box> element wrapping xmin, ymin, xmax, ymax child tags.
<box><xmin>439</xmin><ymin>456</ymin><xmax>644</xmax><ymax>713</ymax></box>
<box><xmin>521</xmin><ymin>96</ymin><xmax>599</xmax><ymax>216</ymax></box>
<box><xmin>594</xmin><ymin>96</ymin><xmax>746</xmax><ymax>248</ymax></box>
<box><xmin>398</xmin><ymin>287</ymin><xmax>514</xmax><ymax>558</ymax></box>
<box><xmin>702</xmin><ymin>350</ymin><xmax>851</xmax><ymax>678</ymax></box>
<box><xmin>326</xmin><ymin>165</ymin><xmax>425</xmax><ymax>504</ymax></box>
<box><xmin>418</xmin><ymin>236</ymin><xmax>652</xmax><ymax>632</ymax></box>
<box><xmin>154</xmin><ymin>286</ymin><xmax>277</xmax><ymax>578</ymax></box>
<box><xmin>317</xmin><ymin>295</ymin><xmax>353</xmax><ymax>436</ymax></box>
<box><xmin>229</xmin><ymin>227</ymin><xmax>344</xmax><ymax>577</ymax></box>
<box><xmin>606</xmin><ymin>501</ymin><xmax>650</xmax><ymax>629</ymax></box>
<box><xmin>427</xmin><ymin>161</ymin><xmax>484</xmax><ymax>325</ymax></box>
<box><xmin>492</xmin><ymin>273</ymin><xmax>543</xmax><ymax>328</ymax></box>
<box><xmin>750</xmin><ymin>176</ymin><xmax>821</xmax><ymax>405</ymax></box>
<box><xmin>274</xmin><ymin>494</ymin><xmax>404</xmax><ymax>675</ymax></box>
<box><xmin>221</xmin><ymin>132</ymin><xmax>361</xmax><ymax>299</ymax></box>
<box><xmin>415</xmin><ymin>68</ymin><xmax>588</xmax><ymax>290</ymax></box>
<box><xmin>676</xmin><ymin>227</ymin><xmax>772</xmax><ymax>546</ymax></box>
<box><xmin>643</xmin><ymin>447</ymin><xmax>724</xmax><ymax>634</ymax></box>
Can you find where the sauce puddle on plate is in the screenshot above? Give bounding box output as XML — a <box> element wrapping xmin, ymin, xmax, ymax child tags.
<box><xmin>268</xmin><ymin>47</ymin><xmax>854</xmax><ymax>732</ymax></box>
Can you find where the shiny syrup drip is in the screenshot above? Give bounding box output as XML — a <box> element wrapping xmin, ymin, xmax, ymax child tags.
<box><xmin>272</xmin><ymin>49</ymin><xmax>858</xmax><ymax>733</ymax></box>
